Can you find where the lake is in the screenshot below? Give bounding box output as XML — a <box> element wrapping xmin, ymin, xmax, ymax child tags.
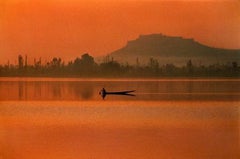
<box><xmin>0</xmin><ymin>78</ymin><xmax>239</xmax><ymax>159</ymax></box>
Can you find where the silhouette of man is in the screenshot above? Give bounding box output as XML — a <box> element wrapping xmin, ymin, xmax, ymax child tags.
<box><xmin>99</xmin><ymin>88</ymin><xmax>106</xmax><ymax>99</ymax></box>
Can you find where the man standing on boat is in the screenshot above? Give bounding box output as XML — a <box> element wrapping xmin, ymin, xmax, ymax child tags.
<box><xmin>99</xmin><ymin>88</ymin><xmax>106</xmax><ymax>99</ymax></box>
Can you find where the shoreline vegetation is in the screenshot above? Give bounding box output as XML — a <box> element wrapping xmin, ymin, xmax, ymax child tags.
<box><xmin>0</xmin><ymin>53</ymin><xmax>239</xmax><ymax>78</ymax></box>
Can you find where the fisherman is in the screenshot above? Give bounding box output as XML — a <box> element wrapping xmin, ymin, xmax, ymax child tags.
<box><xmin>99</xmin><ymin>88</ymin><xmax>106</xmax><ymax>99</ymax></box>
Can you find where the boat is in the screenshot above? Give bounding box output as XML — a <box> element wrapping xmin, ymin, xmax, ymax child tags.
<box><xmin>99</xmin><ymin>88</ymin><xmax>135</xmax><ymax>99</ymax></box>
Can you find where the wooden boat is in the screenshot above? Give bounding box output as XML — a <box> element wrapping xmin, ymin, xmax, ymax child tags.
<box><xmin>99</xmin><ymin>88</ymin><xmax>135</xmax><ymax>99</ymax></box>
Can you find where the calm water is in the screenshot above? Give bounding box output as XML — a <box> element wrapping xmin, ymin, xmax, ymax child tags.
<box><xmin>0</xmin><ymin>78</ymin><xmax>239</xmax><ymax>159</ymax></box>
<box><xmin>0</xmin><ymin>78</ymin><xmax>239</xmax><ymax>101</ymax></box>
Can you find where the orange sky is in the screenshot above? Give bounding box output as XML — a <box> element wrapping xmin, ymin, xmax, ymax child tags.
<box><xmin>0</xmin><ymin>0</ymin><xmax>239</xmax><ymax>64</ymax></box>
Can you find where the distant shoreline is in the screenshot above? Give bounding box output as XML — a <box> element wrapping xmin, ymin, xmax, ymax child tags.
<box><xmin>0</xmin><ymin>76</ymin><xmax>239</xmax><ymax>80</ymax></box>
<box><xmin>1</xmin><ymin>53</ymin><xmax>239</xmax><ymax>78</ymax></box>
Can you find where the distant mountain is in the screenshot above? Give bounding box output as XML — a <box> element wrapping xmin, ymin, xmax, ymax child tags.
<box><xmin>107</xmin><ymin>34</ymin><xmax>240</xmax><ymax>66</ymax></box>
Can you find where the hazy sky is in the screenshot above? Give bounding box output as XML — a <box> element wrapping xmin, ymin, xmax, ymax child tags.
<box><xmin>0</xmin><ymin>0</ymin><xmax>239</xmax><ymax>64</ymax></box>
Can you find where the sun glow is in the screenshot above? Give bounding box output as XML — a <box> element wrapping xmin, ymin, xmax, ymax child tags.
<box><xmin>0</xmin><ymin>0</ymin><xmax>239</xmax><ymax>64</ymax></box>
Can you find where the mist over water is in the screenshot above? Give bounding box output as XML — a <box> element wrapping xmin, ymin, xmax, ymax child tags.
<box><xmin>0</xmin><ymin>78</ymin><xmax>239</xmax><ymax>159</ymax></box>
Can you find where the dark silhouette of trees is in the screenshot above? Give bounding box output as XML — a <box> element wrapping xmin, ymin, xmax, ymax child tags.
<box><xmin>50</xmin><ymin>57</ymin><xmax>61</xmax><ymax>68</ymax></box>
<box><xmin>81</xmin><ymin>53</ymin><xmax>95</xmax><ymax>66</ymax></box>
<box><xmin>163</xmin><ymin>64</ymin><xmax>177</xmax><ymax>76</ymax></box>
<box><xmin>24</xmin><ymin>55</ymin><xmax>28</xmax><ymax>68</ymax></box>
<box><xmin>186</xmin><ymin>59</ymin><xmax>193</xmax><ymax>74</ymax></box>
<box><xmin>99</xmin><ymin>57</ymin><xmax>122</xmax><ymax>76</ymax></box>
<box><xmin>71</xmin><ymin>53</ymin><xmax>97</xmax><ymax>76</ymax></box>
<box><xmin>73</xmin><ymin>57</ymin><xmax>81</xmax><ymax>72</ymax></box>
<box><xmin>79</xmin><ymin>53</ymin><xmax>96</xmax><ymax>75</ymax></box>
<box><xmin>232</xmin><ymin>62</ymin><xmax>238</xmax><ymax>72</ymax></box>
<box><xmin>0</xmin><ymin>54</ymin><xmax>239</xmax><ymax>77</ymax></box>
<box><xmin>34</xmin><ymin>58</ymin><xmax>42</xmax><ymax>70</ymax></box>
<box><xmin>18</xmin><ymin>55</ymin><xmax>24</xmax><ymax>69</ymax></box>
<box><xmin>148</xmin><ymin>58</ymin><xmax>159</xmax><ymax>73</ymax></box>
<box><xmin>44</xmin><ymin>57</ymin><xmax>63</xmax><ymax>75</ymax></box>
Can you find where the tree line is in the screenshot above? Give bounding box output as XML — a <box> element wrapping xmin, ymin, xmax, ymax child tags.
<box><xmin>0</xmin><ymin>53</ymin><xmax>239</xmax><ymax>77</ymax></box>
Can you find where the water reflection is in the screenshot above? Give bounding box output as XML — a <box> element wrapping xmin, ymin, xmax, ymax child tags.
<box><xmin>34</xmin><ymin>82</ymin><xmax>41</xmax><ymax>99</ymax></box>
<box><xmin>71</xmin><ymin>82</ymin><xmax>94</xmax><ymax>99</ymax></box>
<box><xmin>0</xmin><ymin>78</ymin><xmax>239</xmax><ymax>101</ymax></box>
<box><xmin>52</xmin><ymin>82</ymin><xmax>62</xmax><ymax>98</ymax></box>
<box><xmin>18</xmin><ymin>81</ymin><xmax>24</xmax><ymax>100</ymax></box>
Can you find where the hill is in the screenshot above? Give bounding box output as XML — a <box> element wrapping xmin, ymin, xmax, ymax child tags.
<box><xmin>107</xmin><ymin>34</ymin><xmax>240</xmax><ymax>66</ymax></box>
